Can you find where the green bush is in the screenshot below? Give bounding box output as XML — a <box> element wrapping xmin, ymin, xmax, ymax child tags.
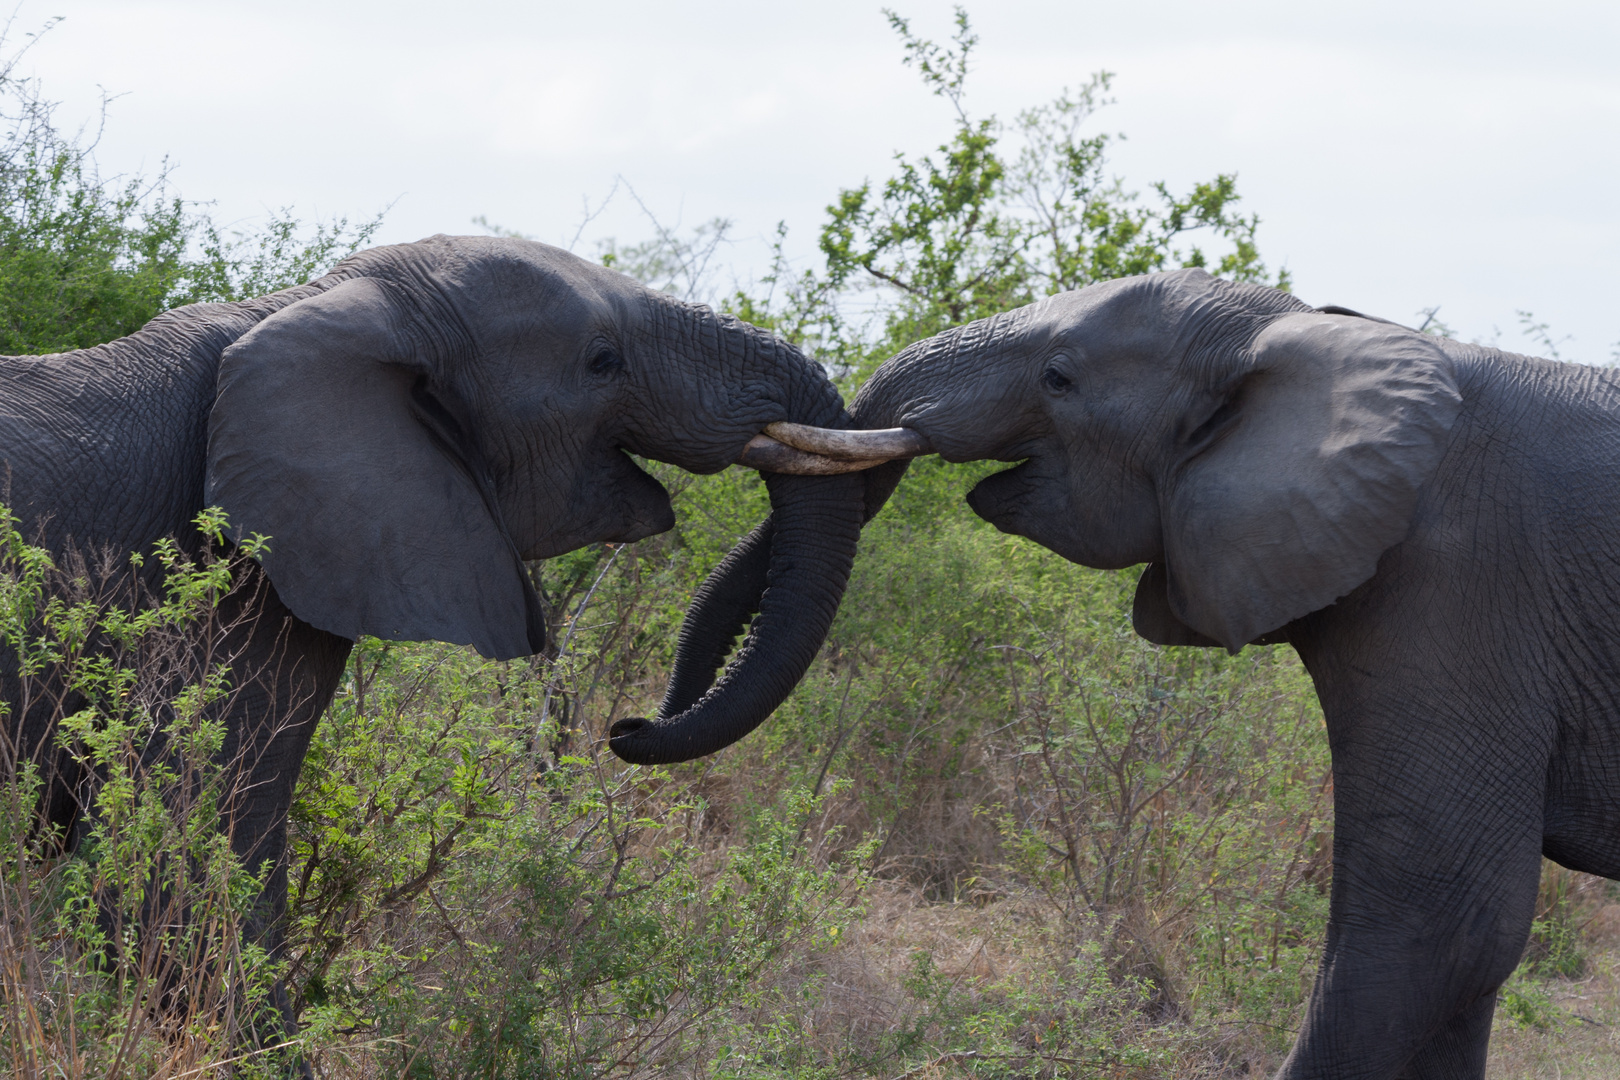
<box><xmin>287</xmin><ymin>642</ymin><xmax>862</xmax><ymax>1077</ymax></box>
<box><xmin>0</xmin><ymin>509</ymin><xmax>292</xmax><ymax>1077</ymax></box>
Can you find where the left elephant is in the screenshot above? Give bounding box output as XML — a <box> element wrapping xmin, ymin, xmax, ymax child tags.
<box><xmin>0</xmin><ymin>233</ymin><xmax>872</xmax><ymax>1037</ymax></box>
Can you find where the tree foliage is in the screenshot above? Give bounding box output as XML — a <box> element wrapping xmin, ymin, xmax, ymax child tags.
<box><xmin>732</xmin><ymin>7</ymin><xmax>1287</xmax><ymax>383</ymax></box>
<box><xmin>0</xmin><ymin>24</ymin><xmax>378</xmax><ymax>356</ymax></box>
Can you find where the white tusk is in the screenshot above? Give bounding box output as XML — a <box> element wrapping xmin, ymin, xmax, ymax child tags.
<box><xmin>763</xmin><ymin>422</ymin><xmax>933</xmax><ymax>462</ymax></box>
<box><xmin>735</xmin><ymin>434</ymin><xmax>888</xmax><ymax>475</ymax></box>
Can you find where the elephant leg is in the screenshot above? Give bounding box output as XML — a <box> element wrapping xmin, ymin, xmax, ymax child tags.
<box><xmin>211</xmin><ymin>562</ymin><xmax>351</xmax><ymax>1048</ymax></box>
<box><xmin>1275</xmin><ymin>697</ymin><xmax>1548</xmax><ymax>1080</ymax></box>
<box><xmin>1278</xmin><ymin>831</ymin><xmax>1537</xmax><ymax>1079</ymax></box>
<box><xmin>1394</xmin><ymin>991</ymin><xmax>1496</xmax><ymax>1080</ymax></box>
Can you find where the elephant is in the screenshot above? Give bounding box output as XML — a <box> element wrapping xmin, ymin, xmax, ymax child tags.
<box><xmin>0</xmin><ymin>233</ymin><xmax>909</xmax><ymax>1047</ymax></box>
<box><xmin>843</xmin><ymin>267</ymin><xmax>1620</xmax><ymax>1079</ymax></box>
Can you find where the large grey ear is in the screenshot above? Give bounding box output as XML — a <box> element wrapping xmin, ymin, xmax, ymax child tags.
<box><xmin>206</xmin><ymin>277</ymin><xmax>544</xmax><ymax>660</ymax></box>
<box><xmin>1160</xmin><ymin>313</ymin><xmax>1460</xmax><ymax>651</ymax></box>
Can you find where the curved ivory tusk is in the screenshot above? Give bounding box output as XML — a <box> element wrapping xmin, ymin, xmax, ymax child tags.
<box><xmin>736</xmin><ymin>435</ymin><xmax>888</xmax><ymax>475</ymax></box>
<box><xmin>763</xmin><ymin>422</ymin><xmax>933</xmax><ymax>462</ymax></box>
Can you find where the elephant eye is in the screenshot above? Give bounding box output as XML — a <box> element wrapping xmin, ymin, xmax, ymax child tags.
<box><xmin>1043</xmin><ymin>367</ymin><xmax>1072</xmax><ymax>393</ymax></box>
<box><xmin>589</xmin><ymin>347</ymin><xmax>625</xmax><ymax>375</ymax></box>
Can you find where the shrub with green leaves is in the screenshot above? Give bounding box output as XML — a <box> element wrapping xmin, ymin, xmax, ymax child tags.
<box><xmin>0</xmin><ymin>508</ymin><xmax>294</xmax><ymax>1077</ymax></box>
<box><xmin>730</xmin><ymin>6</ymin><xmax>1286</xmax><ymax>389</ymax></box>
<box><xmin>286</xmin><ymin>640</ymin><xmax>863</xmax><ymax>1078</ymax></box>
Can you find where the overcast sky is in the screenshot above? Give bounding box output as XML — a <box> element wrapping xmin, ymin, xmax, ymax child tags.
<box><xmin>15</xmin><ymin>0</ymin><xmax>1620</xmax><ymax>360</ymax></box>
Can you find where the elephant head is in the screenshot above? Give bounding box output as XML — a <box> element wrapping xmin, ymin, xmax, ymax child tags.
<box><xmin>850</xmin><ymin>269</ymin><xmax>1463</xmax><ymax>651</ymax></box>
<box><xmin>206</xmin><ymin>234</ymin><xmax>904</xmax><ymax>763</ymax></box>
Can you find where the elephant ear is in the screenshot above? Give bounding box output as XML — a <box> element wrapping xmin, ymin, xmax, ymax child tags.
<box><xmin>206</xmin><ymin>276</ymin><xmax>545</xmax><ymax>660</ymax></box>
<box><xmin>1158</xmin><ymin>312</ymin><xmax>1460</xmax><ymax>651</ymax></box>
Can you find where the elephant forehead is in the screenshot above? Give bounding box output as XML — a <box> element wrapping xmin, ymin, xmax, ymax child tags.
<box><xmin>858</xmin><ymin>309</ymin><xmax>1034</xmax><ymax>404</ymax></box>
<box><xmin>393</xmin><ymin>239</ymin><xmax>639</xmax><ymax>349</ymax></box>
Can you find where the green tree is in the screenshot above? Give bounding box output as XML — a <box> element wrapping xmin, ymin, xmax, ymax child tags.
<box><xmin>0</xmin><ymin>25</ymin><xmax>380</xmax><ymax>355</ymax></box>
<box><xmin>733</xmin><ymin>7</ymin><xmax>1287</xmax><ymax>384</ymax></box>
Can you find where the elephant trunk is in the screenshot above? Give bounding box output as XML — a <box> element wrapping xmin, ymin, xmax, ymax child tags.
<box><xmin>649</xmin><ymin>449</ymin><xmax>910</xmax><ymax>730</ymax></box>
<box><xmin>608</xmin><ymin>468</ymin><xmax>863</xmax><ymax>763</ymax></box>
<box><xmin>608</xmin><ymin>312</ymin><xmax>867</xmax><ymax>764</ymax></box>
<box><xmin>617</xmin><ymin>310</ymin><xmax>1020</xmax><ymax>764</ymax></box>
<box><xmin>843</xmin><ymin>332</ymin><xmax>967</xmax><ymax>527</ymax></box>
<box><xmin>654</xmin><ymin>516</ymin><xmax>772</xmax><ymax>718</ymax></box>
<box><xmin>847</xmin><ymin>305</ymin><xmax>1042</xmax><ymax>521</ymax></box>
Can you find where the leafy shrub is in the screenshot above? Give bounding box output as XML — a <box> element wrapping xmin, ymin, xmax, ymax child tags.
<box><xmin>0</xmin><ymin>509</ymin><xmax>295</xmax><ymax>1077</ymax></box>
<box><xmin>1497</xmin><ymin>971</ymin><xmax>1567</xmax><ymax>1032</ymax></box>
<box><xmin>288</xmin><ymin>653</ymin><xmax>863</xmax><ymax>1078</ymax></box>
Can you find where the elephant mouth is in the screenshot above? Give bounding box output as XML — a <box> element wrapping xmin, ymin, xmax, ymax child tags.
<box><xmin>733</xmin><ymin>421</ymin><xmax>933</xmax><ymax>475</ymax></box>
<box><xmin>964</xmin><ymin>461</ymin><xmax>1087</xmax><ymax>561</ymax></box>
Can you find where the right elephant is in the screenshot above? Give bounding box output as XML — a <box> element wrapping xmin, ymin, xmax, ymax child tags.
<box><xmin>850</xmin><ymin>268</ymin><xmax>1620</xmax><ymax>1080</ymax></box>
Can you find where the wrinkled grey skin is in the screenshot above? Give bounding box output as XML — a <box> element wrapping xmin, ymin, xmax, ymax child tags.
<box><xmin>0</xmin><ymin>234</ymin><xmax>864</xmax><ymax>1043</ymax></box>
<box><xmin>851</xmin><ymin>267</ymin><xmax>1620</xmax><ymax>1080</ymax></box>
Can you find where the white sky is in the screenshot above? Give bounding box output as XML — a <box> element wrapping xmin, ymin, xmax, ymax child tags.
<box><xmin>15</xmin><ymin>0</ymin><xmax>1620</xmax><ymax>361</ymax></box>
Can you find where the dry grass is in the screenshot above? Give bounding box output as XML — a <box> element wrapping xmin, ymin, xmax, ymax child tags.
<box><xmin>807</xmin><ymin>880</ymin><xmax>1054</xmax><ymax>1041</ymax></box>
<box><xmin>736</xmin><ymin>874</ymin><xmax>1290</xmax><ymax>1078</ymax></box>
<box><xmin>1489</xmin><ymin>894</ymin><xmax>1620</xmax><ymax>1079</ymax></box>
<box><xmin>1488</xmin><ymin>969</ymin><xmax>1620</xmax><ymax>1078</ymax></box>
<box><xmin>753</xmin><ymin>873</ymin><xmax>1620</xmax><ymax>1080</ymax></box>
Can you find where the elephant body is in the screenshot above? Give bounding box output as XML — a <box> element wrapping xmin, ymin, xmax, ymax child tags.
<box><xmin>850</xmin><ymin>270</ymin><xmax>1620</xmax><ymax>1078</ymax></box>
<box><xmin>0</xmin><ymin>235</ymin><xmax>868</xmax><ymax>1046</ymax></box>
<box><xmin>1277</xmin><ymin>345</ymin><xmax>1620</xmax><ymax>1075</ymax></box>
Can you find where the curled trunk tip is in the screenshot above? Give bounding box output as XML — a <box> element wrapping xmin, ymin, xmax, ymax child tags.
<box><xmin>607</xmin><ymin>470</ymin><xmax>864</xmax><ymax>765</ymax></box>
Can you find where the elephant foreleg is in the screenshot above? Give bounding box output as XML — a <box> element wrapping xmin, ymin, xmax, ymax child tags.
<box><xmin>211</xmin><ymin>561</ymin><xmax>351</xmax><ymax>1049</ymax></box>
<box><xmin>1275</xmin><ymin>687</ymin><xmax>1550</xmax><ymax>1079</ymax></box>
<box><xmin>1279</xmin><ymin>836</ymin><xmax>1537</xmax><ymax>1079</ymax></box>
<box><xmin>1394</xmin><ymin>990</ymin><xmax>1497</xmax><ymax>1080</ymax></box>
